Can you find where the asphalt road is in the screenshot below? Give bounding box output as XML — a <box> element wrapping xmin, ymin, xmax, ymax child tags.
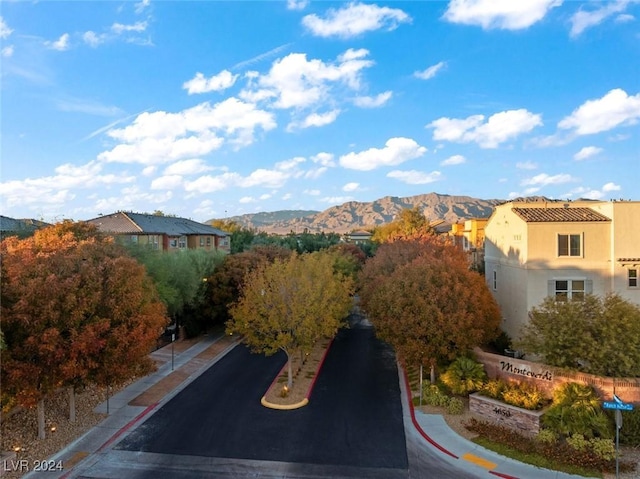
<box><xmin>117</xmin><ymin>321</ymin><xmax>408</xmax><ymax>470</ymax></box>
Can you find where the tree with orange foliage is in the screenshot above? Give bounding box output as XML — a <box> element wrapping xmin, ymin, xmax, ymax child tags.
<box><xmin>371</xmin><ymin>207</ymin><xmax>435</xmax><ymax>244</ymax></box>
<box><xmin>1</xmin><ymin>221</ymin><xmax>167</xmax><ymax>439</ymax></box>
<box><xmin>359</xmin><ymin>238</ymin><xmax>500</xmax><ymax>382</ymax></box>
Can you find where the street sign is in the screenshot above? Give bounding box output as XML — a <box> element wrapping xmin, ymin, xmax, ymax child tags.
<box><xmin>603</xmin><ymin>394</ymin><xmax>635</xmax><ymax>411</ymax></box>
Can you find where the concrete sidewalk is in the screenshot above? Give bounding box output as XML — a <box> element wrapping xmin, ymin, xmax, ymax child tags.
<box><xmin>24</xmin><ymin>332</ymin><xmax>239</xmax><ymax>479</ymax></box>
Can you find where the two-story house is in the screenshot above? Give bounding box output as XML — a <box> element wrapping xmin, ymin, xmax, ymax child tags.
<box><xmin>86</xmin><ymin>212</ymin><xmax>230</xmax><ymax>253</ymax></box>
<box><xmin>484</xmin><ymin>200</ymin><xmax>639</xmax><ymax>339</ymax></box>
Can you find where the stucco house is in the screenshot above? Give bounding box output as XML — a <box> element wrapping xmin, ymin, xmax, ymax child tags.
<box><xmin>85</xmin><ymin>212</ymin><xmax>230</xmax><ymax>253</ymax></box>
<box><xmin>484</xmin><ymin>199</ymin><xmax>640</xmax><ymax>339</ymax></box>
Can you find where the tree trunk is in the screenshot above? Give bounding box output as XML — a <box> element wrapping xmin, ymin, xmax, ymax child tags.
<box><xmin>68</xmin><ymin>386</ymin><xmax>76</xmax><ymax>423</ymax></box>
<box><xmin>430</xmin><ymin>363</ymin><xmax>436</xmax><ymax>384</ymax></box>
<box><xmin>287</xmin><ymin>354</ymin><xmax>293</xmax><ymax>389</ymax></box>
<box><xmin>419</xmin><ymin>364</ymin><xmax>423</xmax><ymax>406</ymax></box>
<box><xmin>37</xmin><ymin>398</ymin><xmax>46</xmax><ymax>440</ymax></box>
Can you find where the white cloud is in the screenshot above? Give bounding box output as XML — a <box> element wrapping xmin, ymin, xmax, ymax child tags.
<box><xmin>0</xmin><ymin>17</ymin><xmax>13</xmax><ymax>39</ymax></box>
<box><xmin>151</xmin><ymin>175</ymin><xmax>184</xmax><ymax>190</ymax></box>
<box><xmin>428</xmin><ymin>109</ymin><xmax>542</xmax><ymax>148</ymax></box>
<box><xmin>304</xmin><ymin>167</ymin><xmax>328</xmax><ymax>179</ymax></box>
<box><xmin>287</xmin><ymin>0</ymin><xmax>309</xmax><ymax>10</ymax></box>
<box><xmin>353</xmin><ymin>91</ymin><xmax>392</xmax><ymax>108</ymax></box>
<box><xmin>615</xmin><ymin>13</ymin><xmax>635</xmax><ymax>23</ymax></box>
<box><xmin>339</xmin><ymin>137</ymin><xmax>427</xmax><ymax>171</ymax></box>
<box><xmin>239</xmin><ymin>196</ymin><xmax>255</xmax><ymax>204</ymax></box>
<box><xmin>414</xmin><ymin>61</ymin><xmax>446</xmax><ymax>80</ymax></box>
<box><xmin>440</xmin><ymin>154</ymin><xmax>466</xmax><ymax>166</ymax></box>
<box><xmin>558</xmin><ymin>88</ymin><xmax>640</xmax><ymax>135</ymax></box>
<box><xmin>387</xmin><ymin>170</ymin><xmax>442</xmax><ymax>184</ymax></box>
<box><xmin>163</xmin><ymin>159</ymin><xmax>214</xmax><ymax>176</ymax></box>
<box><xmin>573</xmin><ymin>146</ymin><xmax>603</xmax><ymax>161</ymax></box>
<box><xmin>0</xmin><ymin>161</ymin><xmax>135</xmax><ymax>209</ymax></box>
<box><xmin>45</xmin><ymin>33</ymin><xmax>70</xmax><ymax>51</ymax></box>
<box><xmin>516</xmin><ymin>161</ymin><xmax>538</xmax><ymax>170</ymax></box>
<box><xmin>302</xmin><ymin>2</ymin><xmax>411</xmax><ymax>38</ymax></box>
<box><xmin>570</xmin><ymin>0</ymin><xmax>633</xmax><ymax>37</ymax></box>
<box><xmin>83</xmin><ymin>31</ymin><xmax>106</xmax><ymax>47</ymax></box>
<box><xmin>1</xmin><ymin>45</ymin><xmax>14</xmax><ymax>57</ymax></box>
<box><xmin>183</xmin><ymin>70</ymin><xmax>239</xmax><ymax>94</ymax></box>
<box><xmin>241</xmin><ymin>49</ymin><xmax>374</xmax><ymax>110</ymax></box>
<box><xmin>603</xmin><ymin>182</ymin><xmax>622</xmax><ymax>192</ymax></box>
<box><xmin>343</xmin><ymin>182</ymin><xmax>360</xmax><ymax>192</ymax></box>
<box><xmin>311</xmin><ymin>152</ymin><xmax>336</xmax><ymax>167</ymax></box>
<box><xmin>231</xmin><ymin>43</ymin><xmax>292</xmax><ymax>71</ymax></box>
<box><xmin>275</xmin><ymin>156</ymin><xmax>305</xmax><ymax>172</ymax></box>
<box><xmin>134</xmin><ymin>0</ymin><xmax>151</xmax><ymax>14</ymax></box>
<box><xmin>53</xmin><ymin>95</ymin><xmax>123</xmax><ymax>117</ymax></box>
<box><xmin>521</xmin><ymin>173</ymin><xmax>575</xmax><ymax>186</ymax></box>
<box><xmin>282</xmin><ymin>193</ymin><xmax>293</xmax><ymax>200</ymax></box>
<box><xmin>305</xmin><ymin>189</ymin><xmax>321</xmax><ymax>196</ymax></box>
<box><xmin>443</xmin><ymin>0</ymin><xmax>562</xmax><ymax>30</ymax></box>
<box><xmin>99</xmin><ymin>98</ymin><xmax>276</xmax><ymax>165</ymax></box>
<box><xmin>288</xmin><ymin>110</ymin><xmax>340</xmax><ymax>131</ymax></box>
<box><xmin>320</xmin><ymin>196</ymin><xmax>354</xmax><ymax>204</ymax></box>
<box><xmin>260</xmin><ymin>193</ymin><xmax>271</xmax><ymax>200</ymax></box>
<box><xmin>111</xmin><ymin>21</ymin><xmax>148</xmax><ymax>34</ymax></box>
<box><xmin>184</xmin><ymin>172</ymin><xmax>242</xmax><ymax>193</ymax></box>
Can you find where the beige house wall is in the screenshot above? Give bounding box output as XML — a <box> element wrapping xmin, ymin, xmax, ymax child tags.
<box><xmin>485</xmin><ymin>201</ymin><xmax>640</xmax><ymax>341</ymax></box>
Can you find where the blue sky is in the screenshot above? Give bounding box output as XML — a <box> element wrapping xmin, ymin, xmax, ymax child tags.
<box><xmin>1</xmin><ymin>0</ymin><xmax>639</xmax><ymax>223</ymax></box>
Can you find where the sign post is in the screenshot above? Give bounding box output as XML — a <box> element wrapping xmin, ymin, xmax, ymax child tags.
<box><xmin>602</xmin><ymin>395</ymin><xmax>634</xmax><ymax>479</ymax></box>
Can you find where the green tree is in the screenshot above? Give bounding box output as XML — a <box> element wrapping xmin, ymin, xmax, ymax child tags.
<box><xmin>209</xmin><ymin>219</ymin><xmax>256</xmax><ymax>254</ymax></box>
<box><xmin>516</xmin><ymin>294</ymin><xmax>640</xmax><ymax>377</ymax></box>
<box><xmin>227</xmin><ymin>252</ymin><xmax>353</xmax><ymax>388</ymax></box>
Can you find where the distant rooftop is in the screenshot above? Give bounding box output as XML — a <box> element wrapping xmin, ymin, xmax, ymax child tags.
<box><xmin>512</xmin><ymin>207</ymin><xmax>610</xmax><ymax>223</ymax></box>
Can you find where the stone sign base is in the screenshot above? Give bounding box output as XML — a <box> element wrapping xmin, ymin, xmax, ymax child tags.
<box><xmin>469</xmin><ymin>392</ymin><xmax>545</xmax><ymax>436</ymax></box>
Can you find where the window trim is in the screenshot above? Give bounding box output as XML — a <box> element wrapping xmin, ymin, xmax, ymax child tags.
<box><xmin>549</xmin><ymin>277</ymin><xmax>591</xmax><ymax>301</ymax></box>
<box><xmin>557</xmin><ymin>233</ymin><xmax>583</xmax><ymax>258</ymax></box>
<box><xmin>629</xmin><ymin>269</ymin><xmax>638</xmax><ymax>288</ymax></box>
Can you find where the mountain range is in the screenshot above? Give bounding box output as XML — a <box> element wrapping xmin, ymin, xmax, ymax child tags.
<box><xmin>212</xmin><ymin>193</ymin><xmax>503</xmax><ymax>234</ymax></box>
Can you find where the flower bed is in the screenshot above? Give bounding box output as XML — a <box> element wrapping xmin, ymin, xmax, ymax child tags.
<box><xmin>469</xmin><ymin>392</ymin><xmax>546</xmax><ymax>436</ymax></box>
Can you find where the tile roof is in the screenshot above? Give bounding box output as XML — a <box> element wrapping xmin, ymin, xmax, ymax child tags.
<box><xmin>512</xmin><ymin>207</ymin><xmax>610</xmax><ymax>223</ymax></box>
<box><xmin>86</xmin><ymin>212</ymin><xmax>229</xmax><ymax>236</ymax></box>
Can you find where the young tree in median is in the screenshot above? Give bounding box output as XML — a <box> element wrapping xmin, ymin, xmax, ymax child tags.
<box><xmin>516</xmin><ymin>293</ymin><xmax>640</xmax><ymax>377</ymax></box>
<box><xmin>227</xmin><ymin>252</ymin><xmax>353</xmax><ymax>388</ymax></box>
<box><xmin>1</xmin><ymin>221</ymin><xmax>167</xmax><ymax>439</ymax></box>
<box><xmin>360</xmin><ymin>240</ymin><xmax>500</xmax><ymax>382</ymax></box>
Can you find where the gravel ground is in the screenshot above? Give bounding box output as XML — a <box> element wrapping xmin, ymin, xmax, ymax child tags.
<box><xmin>418</xmin><ymin>401</ymin><xmax>640</xmax><ymax>479</ymax></box>
<box><xmin>0</xmin><ymin>382</ymin><xmax>129</xmax><ymax>479</ymax></box>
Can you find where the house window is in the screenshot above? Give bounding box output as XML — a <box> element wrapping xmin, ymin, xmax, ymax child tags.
<box><xmin>206</xmin><ymin>237</ymin><xmax>211</xmax><ymax>246</ymax></box>
<box><xmin>169</xmin><ymin>238</ymin><xmax>178</xmax><ymax>248</ymax></box>
<box><xmin>151</xmin><ymin>235</ymin><xmax>159</xmax><ymax>250</ymax></box>
<box><xmin>629</xmin><ymin>269</ymin><xmax>638</xmax><ymax>288</ymax></box>
<box><xmin>130</xmin><ymin>235</ymin><xmax>138</xmax><ymax>244</ymax></box>
<box><xmin>200</xmin><ymin>237</ymin><xmax>205</xmax><ymax>247</ymax></box>
<box><xmin>178</xmin><ymin>236</ymin><xmax>187</xmax><ymax>249</ymax></box>
<box><xmin>492</xmin><ymin>270</ymin><xmax>497</xmax><ymax>291</ymax></box>
<box><xmin>558</xmin><ymin>234</ymin><xmax>581</xmax><ymax>257</ymax></box>
<box><xmin>554</xmin><ymin>279</ymin><xmax>585</xmax><ymax>301</ymax></box>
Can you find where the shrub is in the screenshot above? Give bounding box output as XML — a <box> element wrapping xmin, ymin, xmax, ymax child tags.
<box><xmin>480</xmin><ymin>379</ymin><xmax>507</xmax><ymax>400</ymax></box>
<box><xmin>501</xmin><ymin>381</ymin><xmax>547</xmax><ymax>410</ymax></box>
<box><xmin>487</xmin><ymin>329</ymin><xmax>512</xmax><ymax>354</ymax></box>
<box><xmin>543</xmin><ymin>383</ymin><xmax>613</xmax><ymax>439</ymax></box>
<box><xmin>588</xmin><ymin>438</ymin><xmax>616</xmax><ymax>461</ymax></box>
<box><xmin>447</xmin><ymin>397</ymin><xmax>465</xmax><ymax>415</ymax></box>
<box><xmin>465</xmin><ymin>418</ymin><xmax>635</xmax><ymax>474</ymax></box>
<box><xmin>607</xmin><ymin>409</ymin><xmax>640</xmax><ymax>446</ymax></box>
<box><xmin>566</xmin><ymin>433</ymin><xmax>589</xmax><ymax>452</ymax></box>
<box><xmin>422</xmin><ymin>384</ymin><xmax>451</xmax><ymax>407</ymax></box>
<box><xmin>535</xmin><ymin>429</ymin><xmax>557</xmax><ymax>445</ymax></box>
<box><xmin>440</xmin><ymin>357</ymin><xmax>487</xmax><ymax>396</ymax></box>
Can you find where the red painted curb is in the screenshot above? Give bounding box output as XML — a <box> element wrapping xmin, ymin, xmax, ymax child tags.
<box><xmin>305</xmin><ymin>338</ymin><xmax>334</xmax><ymax>400</ymax></box>
<box><xmin>401</xmin><ymin>366</ymin><xmax>458</xmax><ymax>459</ymax></box>
<box><xmin>489</xmin><ymin>471</ymin><xmax>520</xmax><ymax>479</ymax></box>
<box><xmin>97</xmin><ymin>402</ymin><xmax>158</xmax><ymax>452</ymax></box>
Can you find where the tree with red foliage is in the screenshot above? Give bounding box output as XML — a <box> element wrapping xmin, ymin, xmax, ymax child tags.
<box><xmin>359</xmin><ymin>238</ymin><xmax>500</xmax><ymax>382</ymax></box>
<box><xmin>1</xmin><ymin>221</ymin><xmax>167</xmax><ymax>439</ymax></box>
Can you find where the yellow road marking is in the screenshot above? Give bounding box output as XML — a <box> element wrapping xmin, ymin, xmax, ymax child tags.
<box><xmin>462</xmin><ymin>452</ymin><xmax>497</xmax><ymax>470</ymax></box>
